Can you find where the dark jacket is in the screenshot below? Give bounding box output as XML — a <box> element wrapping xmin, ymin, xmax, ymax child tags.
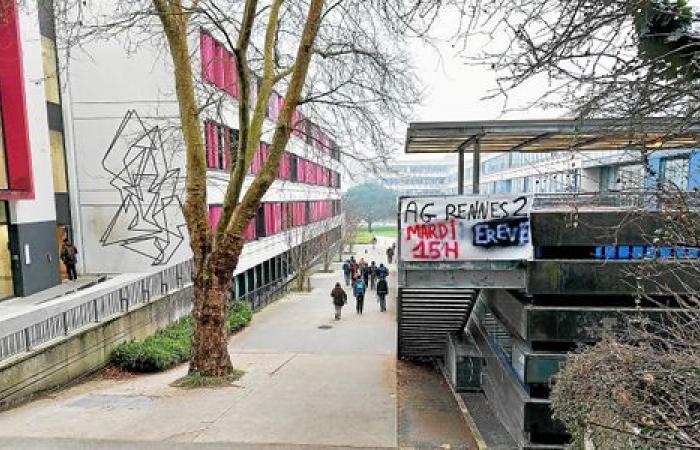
<box><xmin>376</xmin><ymin>279</ymin><xmax>389</xmax><ymax>295</ymax></box>
<box><xmin>331</xmin><ymin>286</ymin><xmax>347</xmax><ymax>306</ymax></box>
<box><xmin>61</xmin><ymin>244</ymin><xmax>78</xmax><ymax>265</ymax></box>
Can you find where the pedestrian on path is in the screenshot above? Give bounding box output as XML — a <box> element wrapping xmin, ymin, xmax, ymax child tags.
<box><xmin>378</xmin><ymin>263</ymin><xmax>389</xmax><ymax>279</ymax></box>
<box><xmin>331</xmin><ymin>282</ymin><xmax>347</xmax><ymax>320</ymax></box>
<box><xmin>342</xmin><ymin>259</ymin><xmax>352</xmax><ymax>286</ymax></box>
<box><xmin>362</xmin><ymin>263</ymin><xmax>370</xmax><ymax>287</ymax></box>
<box><xmin>60</xmin><ymin>239</ymin><xmax>79</xmax><ymax>281</ymax></box>
<box><xmin>376</xmin><ymin>277</ymin><xmax>389</xmax><ymax>312</ymax></box>
<box><xmin>369</xmin><ymin>261</ymin><xmax>378</xmax><ymax>290</ymax></box>
<box><xmin>372</xmin><ymin>236</ymin><xmax>377</xmax><ymax>249</ymax></box>
<box><xmin>352</xmin><ymin>276</ymin><xmax>366</xmax><ymax>314</ymax></box>
<box><xmin>386</xmin><ymin>246</ymin><xmax>394</xmax><ymax>264</ymax></box>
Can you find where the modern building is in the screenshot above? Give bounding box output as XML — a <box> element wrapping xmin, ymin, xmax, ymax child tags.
<box><xmin>0</xmin><ymin>1</ymin><xmax>73</xmax><ymax>298</ymax></box>
<box><xmin>0</xmin><ymin>1</ymin><xmax>342</xmax><ymax>300</ymax></box>
<box><xmin>378</xmin><ymin>159</ymin><xmax>457</xmax><ymax>196</ymax></box>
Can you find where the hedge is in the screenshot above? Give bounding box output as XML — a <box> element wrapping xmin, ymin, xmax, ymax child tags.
<box><xmin>111</xmin><ymin>300</ymin><xmax>253</xmax><ymax>373</ymax></box>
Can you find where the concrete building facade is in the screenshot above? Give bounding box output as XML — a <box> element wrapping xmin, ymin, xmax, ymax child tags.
<box><xmin>0</xmin><ymin>2</ymin><xmax>342</xmax><ymax>300</ymax></box>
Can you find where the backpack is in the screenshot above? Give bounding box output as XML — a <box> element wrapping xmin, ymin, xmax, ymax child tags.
<box><xmin>378</xmin><ymin>266</ymin><xmax>388</xmax><ymax>278</ymax></box>
<box><xmin>355</xmin><ymin>281</ymin><xmax>366</xmax><ymax>296</ymax></box>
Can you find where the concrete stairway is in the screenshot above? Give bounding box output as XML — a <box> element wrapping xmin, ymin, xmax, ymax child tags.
<box><xmin>398</xmin><ymin>287</ymin><xmax>477</xmax><ymax>359</ymax></box>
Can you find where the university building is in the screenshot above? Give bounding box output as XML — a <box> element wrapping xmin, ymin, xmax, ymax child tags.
<box><xmin>0</xmin><ymin>1</ymin><xmax>342</xmax><ymax>300</ymax></box>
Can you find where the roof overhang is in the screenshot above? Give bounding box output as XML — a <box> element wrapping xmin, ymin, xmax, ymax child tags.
<box><xmin>405</xmin><ymin>118</ymin><xmax>700</xmax><ymax>154</ymax></box>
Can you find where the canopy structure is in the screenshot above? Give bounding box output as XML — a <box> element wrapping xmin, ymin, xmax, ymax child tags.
<box><xmin>404</xmin><ymin>118</ymin><xmax>700</xmax><ymax>194</ymax></box>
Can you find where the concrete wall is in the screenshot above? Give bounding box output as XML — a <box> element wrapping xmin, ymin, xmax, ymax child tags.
<box><xmin>0</xmin><ymin>286</ymin><xmax>193</xmax><ymax>410</ymax></box>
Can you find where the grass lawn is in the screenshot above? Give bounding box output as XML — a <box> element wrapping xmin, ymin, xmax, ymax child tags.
<box><xmin>353</xmin><ymin>225</ymin><xmax>398</xmax><ymax>244</ymax></box>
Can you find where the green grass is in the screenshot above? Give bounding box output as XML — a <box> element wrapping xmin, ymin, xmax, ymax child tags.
<box><xmin>111</xmin><ymin>301</ymin><xmax>253</xmax><ymax>373</ymax></box>
<box><xmin>172</xmin><ymin>369</ymin><xmax>246</xmax><ymax>389</ymax></box>
<box><xmin>352</xmin><ymin>225</ymin><xmax>398</xmax><ymax>244</ymax></box>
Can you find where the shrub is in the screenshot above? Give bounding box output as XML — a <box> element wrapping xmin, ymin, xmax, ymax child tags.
<box><xmin>111</xmin><ymin>302</ymin><xmax>253</xmax><ymax>373</ymax></box>
<box><xmin>226</xmin><ymin>300</ymin><xmax>253</xmax><ymax>333</ymax></box>
<box><xmin>111</xmin><ymin>317</ymin><xmax>193</xmax><ymax>372</ymax></box>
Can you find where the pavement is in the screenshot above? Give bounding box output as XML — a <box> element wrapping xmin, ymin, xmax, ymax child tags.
<box><xmin>0</xmin><ymin>238</ymin><xmax>476</xmax><ymax>449</ymax></box>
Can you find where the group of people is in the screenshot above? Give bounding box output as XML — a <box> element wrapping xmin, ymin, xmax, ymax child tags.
<box><xmin>331</xmin><ymin>251</ymin><xmax>393</xmax><ymax>320</ymax></box>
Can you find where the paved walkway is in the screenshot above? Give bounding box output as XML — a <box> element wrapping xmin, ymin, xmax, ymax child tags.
<box><xmin>0</xmin><ymin>239</ymin><xmax>475</xmax><ymax>449</ymax></box>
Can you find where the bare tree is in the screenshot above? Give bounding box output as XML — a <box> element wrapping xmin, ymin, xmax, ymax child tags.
<box><xmin>455</xmin><ymin>1</ymin><xmax>700</xmax><ymax>445</ymax></box>
<box><xmin>338</xmin><ymin>210</ymin><xmax>361</xmax><ymax>260</ymax></box>
<box><xmin>44</xmin><ymin>0</ymin><xmax>447</xmax><ymax>377</ymax></box>
<box><xmin>286</xmin><ymin>220</ymin><xmax>340</xmax><ymax>291</ymax></box>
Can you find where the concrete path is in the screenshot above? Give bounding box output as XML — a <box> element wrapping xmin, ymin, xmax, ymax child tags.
<box><xmin>0</xmin><ymin>238</ymin><xmax>475</xmax><ymax>449</ymax></box>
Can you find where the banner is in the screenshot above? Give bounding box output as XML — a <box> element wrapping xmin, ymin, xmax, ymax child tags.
<box><xmin>399</xmin><ymin>195</ymin><xmax>533</xmax><ymax>261</ymax></box>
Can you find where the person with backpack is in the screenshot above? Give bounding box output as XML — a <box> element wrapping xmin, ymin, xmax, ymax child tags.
<box><xmin>386</xmin><ymin>246</ymin><xmax>395</xmax><ymax>264</ymax></box>
<box><xmin>331</xmin><ymin>282</ymin><xmax>347</xmax><ymax>320</ymax></box>
<box><xmin>352</xmin><ymin>276</ymin><xmax>367</xmax><ymax>314</ymax></box>
<box><xmin>376</xmin><ymin>277</ymin><xmax>389</xmax><ymax>312</ymax></box>
<box><xmin>369</xmin><ymin>261</ymin><xmax>378</xmax><ymax>290</ymax></box>
<box><xmin>342</xmin><ymin>259</ymin><xmax>352</xmax><ymax>286</ymax></box>
<box><xmin>60</xmin><ymin>239</ymin><xmax>79</xmax><ymax>281</ymax></box>
<box><xmin>378</xmin><ymin>263</ymin><xmax>389</xmax><ymax>279</ymax></box>
<box><xmin>362</xmin><ymin>263</ymin><xmax>370</xmax><ymax>287</ymax></box>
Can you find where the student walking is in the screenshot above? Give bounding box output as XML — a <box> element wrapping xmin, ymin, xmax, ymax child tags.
<box><xmin>376</xmin><ymin>277</ymin><xmax>389</xmax><ymax>312</ymax></box>
<box><xmin>378</xmin><ymin>263</ymin><xmax>389</xmax><ymax>279</ymax></box>
<box><xmin>61</xmin><ymin>239</ymin><xmax>79</xmax><ymax>281</ymax></box>
<box><xmin>369</xmin><ymin>261</ymin><xmax>378</xmax><ymax>290</ymax></box>
<box><xmin>331</xmin><ymin>282</ymin><xmax>347</xmax><ymax>320</ymax></box>
<box><xmin>352</xmin><ymin>277</ymin><xmax>367</xmax><ymax>314</ymax></box>
<box><xmin>342</xmin><ymin>259</ymin><xmax>352</xmax><ymax>286</ymax></box>
<box><xmin>386</xmin><ymin>246</ymin><xmax>395</xmax><ymax>264</ymax></box>
<box><xmin>372</xmin><ymin>236</ymin><xmax>377</xmax><ymax>249</ymax></box>
<box><xmin>362</xmin><ymin>263</ymin><xmax>370</xmax><ymax>286</ymax></box>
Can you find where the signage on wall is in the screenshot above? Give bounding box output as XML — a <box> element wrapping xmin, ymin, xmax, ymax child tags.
<box><xmin>399</xmin><ymin>195</ymin><xmax>533</xmax><ymax>261</ymax></box>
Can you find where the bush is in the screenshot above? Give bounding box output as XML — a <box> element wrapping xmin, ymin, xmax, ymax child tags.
<box><xmin>226</xmin><ymin>300</ymin><xmax>253</xmax><ymax>333</ymax></box>
<box><xmin>111</xmin><ymin>317</ymin><xmax>193</xmax><ymax>372</ymax></box>
<box><xmin>112</xmin><ymin>301</ymin><xmax>253</xmax><ymax>373</ymax></box>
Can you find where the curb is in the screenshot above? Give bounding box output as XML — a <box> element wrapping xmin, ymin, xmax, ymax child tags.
<box><xmin>438</xmin><ymin>362</ymin><xmax>489</xmax><ymax>450</ymax></box>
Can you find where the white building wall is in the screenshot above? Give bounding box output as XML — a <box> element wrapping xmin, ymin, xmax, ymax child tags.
<box><xmin>12</xmin><ymin>6</ymin><xmax>56</xmax><ymax>224</ymax></box>
<box><xmin>60</xmin><ymin>14</ymin><xmax>340</xmax><ymax>275</ymax></box>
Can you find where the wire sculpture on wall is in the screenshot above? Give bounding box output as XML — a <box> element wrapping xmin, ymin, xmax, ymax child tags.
<box><xmin>100</xmin><ymin>110</ymin><xmax>187</xmax><ymax>266</ymax></box>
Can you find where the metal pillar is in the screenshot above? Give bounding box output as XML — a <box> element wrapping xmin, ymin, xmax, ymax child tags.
<box><xmin>458</xmin><ymin>147</ymin><xmax>465</xmax><ymax>195</ymax></box>
<box><xmin>472</xmin><ymin>139</ymin><xmax>481</xmax><ymax>194</ymax></box>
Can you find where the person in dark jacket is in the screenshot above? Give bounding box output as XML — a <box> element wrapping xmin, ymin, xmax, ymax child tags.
<box><xmin>377</xmin><ymin>263</ymin><xmax>389</xmax><ymax>279</ymax></box>
<box><xmin>376</xmin><ymin>277</ymin><xmax>389</xmax><ymax>312</ymax></box>
<box><xmin>331</xmin><ymin>282</ymin><xmax>347</xmax><ymax>320</ymax></box>
<box><xmin>369</xmin><ymin>261</ymin><xmax>378</xmax><ymax>290</ymax></box>
<box><xmin>342</xmin><ymin>259</ymin><xmax>352</xmax><ymax>286</ymax></box>
<box><xmin>362</xmin><ymin>263</ymin><xmax>370</xmax><ymax>287</ymax></box>
<box><xmin>352</xmin><ymin>276</ymin><xmax>367</xmax><ymax>314</ymax></box>
<box><xmin>386</xmin><ymin>246</ymin><xmax>395</xmax><ymax>264</ymax></box>
<box><xmin>60</xmin><ymin>239</ymin><xmax>79</xmax><ymax>281</ymax></box>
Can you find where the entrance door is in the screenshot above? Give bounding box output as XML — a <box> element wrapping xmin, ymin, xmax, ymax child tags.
<box><xmin>0</xmin><ymin>202</ymin><xmax>13</xmax><ymax>299</ymax></box>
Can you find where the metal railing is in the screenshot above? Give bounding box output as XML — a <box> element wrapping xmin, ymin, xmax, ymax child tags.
<box><xmin>0</xmin><ymin>259</ymin><xmax>194</xmax><ymax>364</ymax></box>
<box><xmin>532</xmin><ymin>191</ymin><xmax>700</xmax><ymax>210</ymax></box>
<box><xmin>240</xmin><ymin>275</ymin><xmax>295</xmax><ymax>311</ymax></box>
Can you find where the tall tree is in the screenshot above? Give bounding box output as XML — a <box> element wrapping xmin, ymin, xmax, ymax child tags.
<box><xmin>48</xmin><ymin>0</ymin><xmax>446</xmax><ymax>377</ymax></box>
<box><xmin>344</xmin><ymin>182</ymin><xmax>396</xmax><ymax>232</ymax></box>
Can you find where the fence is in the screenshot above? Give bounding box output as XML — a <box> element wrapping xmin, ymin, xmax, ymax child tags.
<box><xmin>0</xmin><ymin>259</ymin><xmax>194</xmax><ymax>364</ymax></box>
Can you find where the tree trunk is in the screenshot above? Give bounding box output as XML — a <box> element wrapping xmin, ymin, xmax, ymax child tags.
<box><xmin>367</xmin><ymin>221</ymin><xmax>373</xmax><ymax>233</ymax></box>
<box><xmin>190</xmin><ymin>277</ymin><xmax>233</xmax><ymax>375</ymax></box>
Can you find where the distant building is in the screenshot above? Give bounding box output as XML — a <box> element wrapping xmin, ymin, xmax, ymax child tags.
<box><xmin>378</xmin><ymin>160</ymin><xmax>458</xmax><ymax>196</ymax></box>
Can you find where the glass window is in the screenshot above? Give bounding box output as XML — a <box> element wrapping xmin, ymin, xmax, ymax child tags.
<box><xmin>50</xmin><ymin>130</ymin><xmax>68</xmax><ymax>193</ymax></box>
<box><xmin>41</xmin><ymin>37</ymin><xmax>60</xmax><ymax>104</ymax></box>
<box><xmin>662</xmin><ymin>158</ymin><xmax>689</xmax><ymax>190</ymax></box>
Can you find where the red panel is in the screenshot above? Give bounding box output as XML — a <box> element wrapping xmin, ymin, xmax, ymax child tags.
<box><xmin>0</xmin><ymin>2</ymin><xmax>34</xmax><ymax>199</ymax></box>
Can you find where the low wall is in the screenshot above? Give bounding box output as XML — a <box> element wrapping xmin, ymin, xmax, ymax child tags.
<box><xmin>0</xmin><ymin>287</ymin><xmax>193</xmax><ymax>410</ymax></box>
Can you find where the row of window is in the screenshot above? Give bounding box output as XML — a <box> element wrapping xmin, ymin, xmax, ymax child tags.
<box><xmin>200</xmin><ymin>30</ymin><xmax>340</xmax><ymax>160</ymax></box>
<box><xmin>209</xmin><ymin>199</ymin><xmax>342</xmax><ymax>241</ymax></box>
<box><xmin>204</xmin><ymin>121</ymin><xmax>341</xmax><ymax>188</ymax></box>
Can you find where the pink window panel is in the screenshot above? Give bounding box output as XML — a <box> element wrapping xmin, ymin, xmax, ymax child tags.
<box><xmin>244</xmin><ymin>218</ymin><xmax>256</xmax><ymax>241</ymax></box>
<box><xmin>316</xmin><ymin>165</ymin><xmax>323</xmax><ymax>185</ymax></box>
<box><xmin>277</xmin><ymin>96</ymin><xmax>285</xmax><ymax>119</ymax></box>
<box><xmin>308</xmin><ymin>162</ymin><xmax>317</xmax><ymax>184</ymax></box>
<box><xmin>213</xmin><ymin>43</ymin><xmax>225</xmax><ymax>89</ymax></box>
<box><xmin>222</xmin><ymin>129</ymin><xmax>231</xmax><ymax>170</ymax></box>
<box><xmin>274</xmin><ymin>203</ymin><xmax>282</xmax><ymax>234</ymax></box>
<box><xmin>223</xmin><ymin>51</ymin><xmax>235</xmax><ymax>97</ymax></box>
<box><xmin>200</xmin><ymin>32</ymin><xmax>215</xmax><ymax>83</ymax></box>
<box><xmin>292</xmin><ymin>110</ymin><xmax>304</xmax><ymax>139</ymax></box>
<box><xmin>263</xmin><ymin>203</ymin><xmax>274</xmax><ymax>236</ymax></box>
<box><xmin>277</xmin><ymin>152</ymin><xmax>290</xmax><ymax>180</ymax></box>
<box><xmin>205</xmin><ymin>122</ymin><xmax>218</xmax><ymax>169</ymax></box>
<box><xmin>209</xmin><ymin>205</ymin><xmax>223</xmax><ymax>231</ymax></box>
